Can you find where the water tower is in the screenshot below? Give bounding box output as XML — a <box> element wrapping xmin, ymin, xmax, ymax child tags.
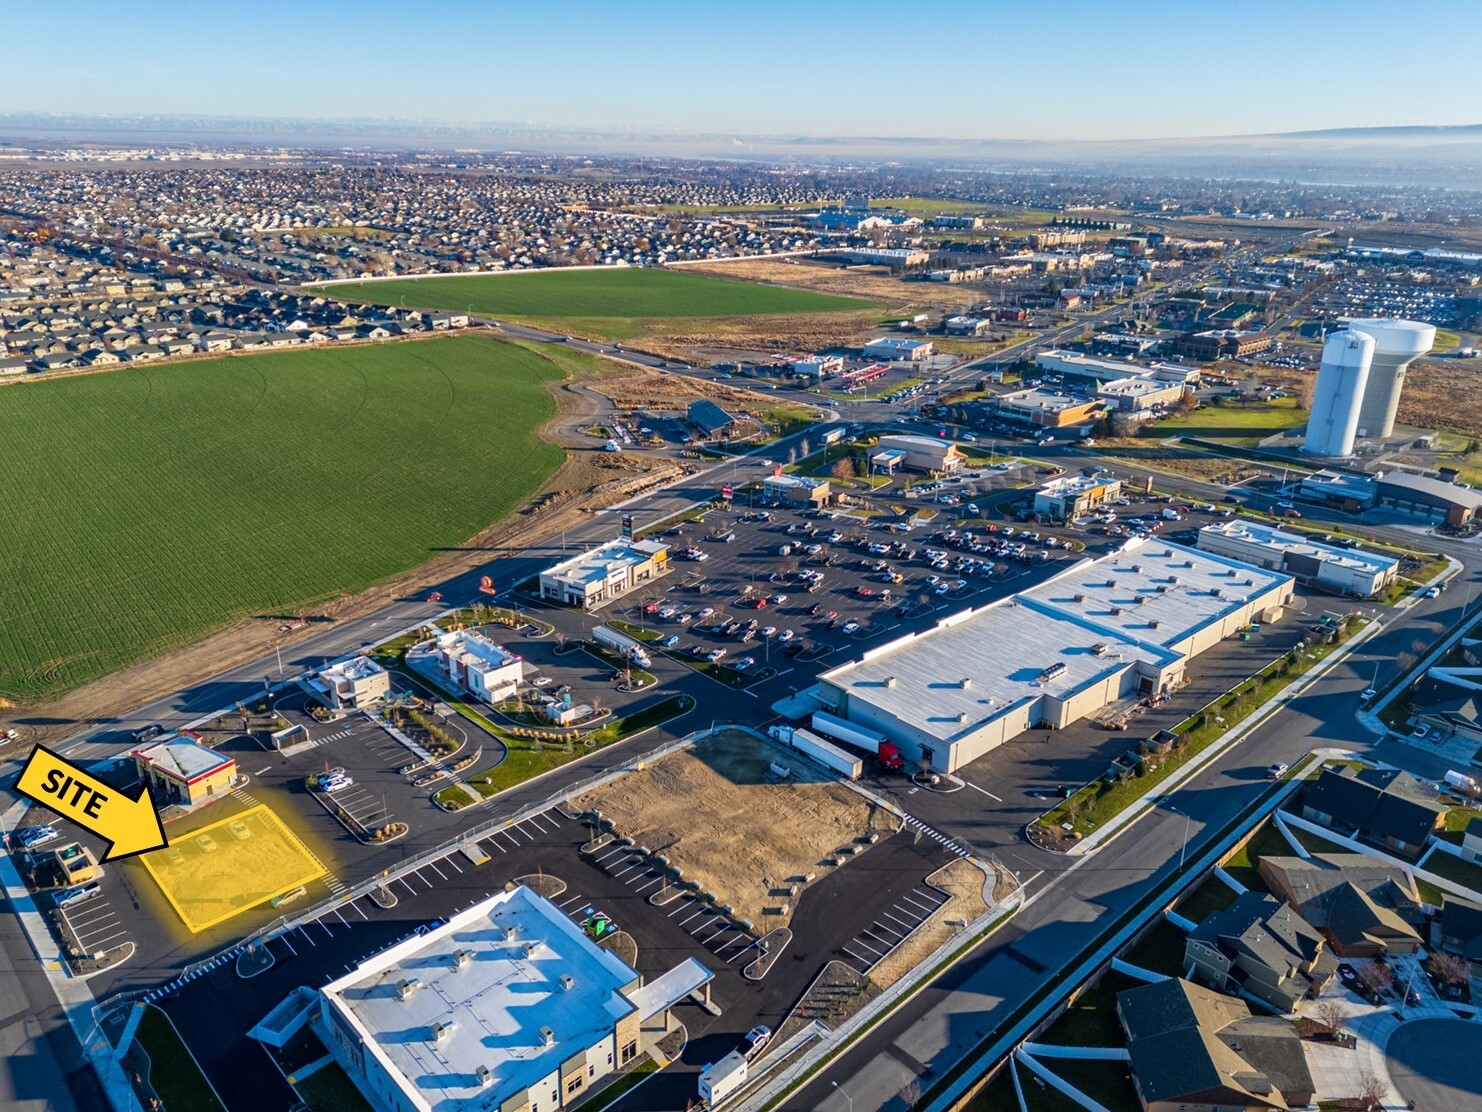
<box><xmin>1303</xmin><ymin>330</ymin><xmax>1375</xmax><ymax>457</ymax></box>
<box><xmin>1347</xmin><ymin>318</ymin><xmax>1437</xmax><ymax>439</ymax></box>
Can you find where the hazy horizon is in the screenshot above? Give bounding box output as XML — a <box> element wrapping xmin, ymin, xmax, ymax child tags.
<box><xmin>5</xmin><ymin>0</ymin><xmax>1481</xmax><ymax>142</ymax></box>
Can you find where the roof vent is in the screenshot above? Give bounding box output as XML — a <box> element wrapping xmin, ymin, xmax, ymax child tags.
<box><xmin>503</xmin><ymin>924</ymin><xmax>519</xmax><ymax>941</ymax></box>
<box><xmin>396</xmin><ymin>978</ymin><xmax>421</xmax><ymax>1001</ymax></box>
<box><xmin>959</xmin><ymin>677</ymin><xmax>972</xmax><ymax>690</ymax></box>
<box><xmin>1134</xmin><ymin>595</ymin><xmax>1147</xmax><ymax>605</ymax></box>
<box><xmin>956</xmin><ymin>711</ymin><xmax>970</xmax><ymax>724</ymax></box>
<box><xmin>1110</xmin><ymin>606</ymin><xmax>1123</xmax><ymax>616</ymax></box>
<box><xmin>523</xmin><ymin>940</ymin><xmax>541</xmax><ymax>960</ymax></box>
<box><xmin>452</xmin><ymin>949</ymin><xmax>471</xmax><ymax>970</ymax></box>
<box><xmin>1073</xmin><ymin>593</ymin><xmax>1085</xmax><ymax>603</ymax></box>
<box><xmin>1210</xmin><ymin>587</ymin><xmax>1222</xmax><ymax>598</ymax></box>
<box><xmin>1149</xmin><ymin>618</ymin><xmax>1161</xmax><ymax>629</ymax></box>
<box><xmin>560</xmin><ymin>973</ymin><xmax>575</xmax><ymax>991</ymax></box>
<box><xmin>432</xmin><ymin>1020</ymin><xmax>456</xmax><ymax>1042</ymax></box>
<box><xmin>1039</xmin><ymin>662</ymin><xmax>1067</xmax><ymax>683</ymax></box>
<box><xmin>883</xmin><ymin>676</ymin><xmax>897</xmax><ymax>689</ymax></box>
<box><xmin>1168</xmin><ymin>575</ymin><xmax>1179</xmax><ymax>585</ymax></box>
<box><xmin>1092</xmin><ymin>643</ymin><xmax>1109</xmax><ymax>657</ymax></box>
<box><xmin>1244</xmin><ymin>577</ymin><xmax>1254</xmax><ymax>586</ymax></box>
<box><xmin>476</xmin><ymin>1066</ymin><xmax>493</xmax><ymax>1088</ymax></box>
<box><xmin>1129</xmin><ymin>563</ymin><xmax>1140</xmax><ymax>573</ymax></box>
<box><xmin>1155</xmin><ymin>585</ymin><xmax>1168</xmax><ymax>594</ymax></box>
<box><xmin>540</xmin><ymin>1026</ymin><xmax>556</xmax><ymax>1048</ymax></box>
<box><xmin>1163</xmin><ymin>549</ymin><xmax>1174</xmax><ymax>558</ymax></box>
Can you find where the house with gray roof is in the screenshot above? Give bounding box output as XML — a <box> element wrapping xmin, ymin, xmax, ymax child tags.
<box><xmin>1299</xmin><ymin>765</ymin><xmax>1444</xmax><ymax>859</ymax></box>
<box><xmin>1117</xmin><ymin>978</ymin><xmax>1314</xmax><ymax>1111</ymax></box>
<box><xmin>1258</xmin><ymin>853</ymin><xmax>1423</xmax><ymax>957</ymax></box>
<box><xmin>1184</xmin><ymin>891</ymin><xmax>1336</xmax><ymax>1013</ymax></box>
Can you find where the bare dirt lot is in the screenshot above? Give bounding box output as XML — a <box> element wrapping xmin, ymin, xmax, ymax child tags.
<box><xmin>633</xmin><ymin>310</ymin><xmax>884</xmax><ymax>364</ymax></box>
<box><xmin>1401</xmin><ymin>359</ymin><xmax>1482</xmax><ymax>439</ymax></box>
<box><xmin>866</xmin><ymin>857</ymin><xmax>991</xmax><ymax>989</ymax></box>
<box><xmin>574</xmin><ymin>728</ymin><xmax>899</xmax><ymax>928</ymax></box>
<box><xmin>686</xmin><ymin>258</ymin><xmax>980</xmax><ymax>312</ymax></box>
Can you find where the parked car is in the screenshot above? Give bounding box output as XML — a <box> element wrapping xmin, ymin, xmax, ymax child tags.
<box><xmin>777</xmin><ymin>629</ymin><xmax>795</xmax><ymax>643</ymax></box>
<box><xmin>14</xmin><ymin>825</ymin><xmax>59</xmax><ymax>850</ymax></box>
<box><xmin>54</xmin><ymin>882</ymin><xmax>102</xmax><ymax>910</ymax></box>
<box><xmin>531</xmin><ymin>676</ymin><xmax>553</xmax><ymax>688</ymax></box>
<box><xmin>195</xmin><ymin>834</ymin><xmax>220</xmax><ymax>854</ymax></box>
<box><xmin>1266</xmin><ymin>762</ymin><xmax>1289</xmax><ymax>780</ymax></box>
<box><xmin>131</xmin><ymin>723</ymin><xmax>167</xmax><ymax>743</ymax></box>
<box><xmin>841</xmin><ymin>621</ymin><xmax>860</xmax><ymax>634</ymax></box>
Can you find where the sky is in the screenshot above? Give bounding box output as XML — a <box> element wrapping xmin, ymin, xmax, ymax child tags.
<box><xmin>6</xmin><ymin>0</ymin><xmax>1481</xmax><ymax>141</ymax></box>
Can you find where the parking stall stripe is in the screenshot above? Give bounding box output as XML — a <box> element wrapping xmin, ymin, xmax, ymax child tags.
<box><xmin>595</xmin><ymin>847</ymin><xmax>626</xmax><ymax>863</ymax></box>
<box><xmin>480</xmin><ymin>838</ymin><xmax>507</xmax><ymax>855</ymax></box>
<box><xmin>676</xmin><ymin>907</ymin><xmax>708</xmax><ymax>926</ymax></box>
<box><xmin>318</xmin><ymin>919</ymin><xmax>334</xmax><ymax>937</ymax></box>
<box><xmin>349</xmin><ymin>901</ymin><xmax>369</xmax><ymax>920</ymax></box>
<box><xmin>667</xmin><ymin>898</ymin><xmax>697</xmax><ymax>917</ymax></box>
<box><xmin>426</xmin><ymin>861</ymin><xmax>448</xmax><ymax>880</ymax></box>
<box><xmin>850</xmin><ymin>936</ymin><xmax>886</xmax><ymax>958</ymax></box>
<box><xmin>442</xmin><ymin>854</ymin><xmax>464</xmax><ymax>874</ymax></box>
<box><xmin>556</xmin><ymin>894</ymin><xmax>585</xmax><ymax>909</ymax></box>
<box><xmin>333</xmin><ymin>909</ymin><xmax>350</xmax><ymax>926</ymax></box>
<box><xmin>496</xmin><ymin>829</ymin><xmax>522</xmax><ymax>847</ymax></box>
<box><xmin>868</xmin><ymin>923</ymin><xmax>903</xmax><ymax>940</ymax></box>
<box><xmin>296</xmin><ymin>926</ymin><xmax>317</xmax><ymax>946</ymax></box>
<box><xmin>397</xmin><ymin>878</ymin><xmax>416</xmax><ymax>895</ymax></box>
<box><xmin>883</xmin><ymin>910</ymin><xmax>918</xmax><ymax>930</ymax></box>
<box><xmin>633</xmin><ymin>876</ymin><xmax>663</xmax><ymax>893</ymax></box>
<box><xmin>841</xmin><ymin>945</ymin><xmax>874</xmax><ymax>965</ymax></box>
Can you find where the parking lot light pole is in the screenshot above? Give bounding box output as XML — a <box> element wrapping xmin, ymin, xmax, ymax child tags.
<box><xmin>831</xmin><ymin>1082</ymin><xmax>854</xmax><ymax>1112</ymax></box>
<box><xmin>1169</xmin><ymin>805</ymin><xmax>1192</xmax><ymax>869</ymax></box>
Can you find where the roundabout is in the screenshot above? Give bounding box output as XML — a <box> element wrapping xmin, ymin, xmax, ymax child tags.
<box><xmin>1385</xmin><ymin>1017</ymin><xmax>1482</xmax><ymax>1110</ymax></box>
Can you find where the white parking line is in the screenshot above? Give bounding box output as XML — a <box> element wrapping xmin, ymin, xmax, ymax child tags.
<box><xmin>841</xmin><ymin>945</ymin><xmax>874</xmax><ymax>965</ymax></box>
<box><xmin>595</xmin><ymin>847</ymin><xmax>627</xmax><ymax>863</ymax></box>
<box><xmin>443</xmin><ymin>854</ymin><xmax>464</xmax><ymax>874</ymax></box>
<box><xmin>667</xmin><ymin>898</ymin><xmax>697</xmax><ymax>917</ymax></box>
<box><xmin>851</xmin><ymin>936</ymin><xmax>886</xmax><ymax>958</ymax></box>
<box><xmin>480</xmin><ymin>837</ymin><xmax>507</xmax><ymax>855</ymax></box>
<box><xmin>883</xmin><ymin>910</ymin><xmax>918</xmax><ymax>931</ymax></box>
<box><xmin>332</xmin><ymin>909</ymin><xmax>349</xmax><ymax>926</ymax></box>
<box><xmin>278</xmin><ymin>934</ymin><xmax>298</xmax><ymax>957</ymax></box>
<box><xmin>866</xmin><ymin>923</ymin><xmax>903</xmax><ymax>941</ymax></box>
<box><xmin>85</xmin><ymin>929</ymin><xmax>130</xmax><ymax>949</ymax></box>
<box><xmin>611</xmin><ymin>862</ymin><xmax>647</xmax><ymax>880</ymax></box>
<box><xmin>676</xmin><ymin>907</ymin><xmax>708</xmax><ymax>926</ymax></box>
<box><xmin>349</xmin><ymin>901</ymin><xmax>369</xmax><ymax>920</ymax></box>
<box><xmin>965</xmin><ymin>781</ymin><xmax>1002</xmax><ymax>802</ymax></box>
<box><xmin>397</xmin><ymin>878</ymin><xmax>416</xmax><ymax>895</ymax></box>
<box><xmin>426</xmin><ymin>860</ymin><xmax>448</xmax><ymax>880</ymax></box>
<box><xmin>633</xmin><ymin>876</ymin><xmax>663</xmax><ymax>893</ymax></box>
<box><xmin>557</xmin><ymin>894</ymin><xmax>586</xmax><ymax>909</ymax></box>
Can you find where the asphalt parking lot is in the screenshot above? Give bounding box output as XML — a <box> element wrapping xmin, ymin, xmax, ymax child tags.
<box><xmin>147</xmin><ymin>802</ymin><xmax>952</xmax><ymax>1112</ymax></box>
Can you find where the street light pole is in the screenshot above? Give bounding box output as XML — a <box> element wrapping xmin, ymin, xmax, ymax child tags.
<box><xmin>1171</xmin><ymin>805</ymin><xmax>1192</xmax><ymax>868</ymax></box>
<box><xmin>831</xmin><ymin>1081</ymin><xmax>854</xmax><ymax>1112</ymax></box>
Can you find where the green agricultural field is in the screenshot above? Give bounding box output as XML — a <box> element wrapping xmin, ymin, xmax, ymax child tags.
<box><xmin>318</xmin><ymin>267</ymin><xmax>875</xmax><ymax>340</ymax></box>
<box><xmin>0</xmin><ymin>335</ymin><xmax>566</xmax><ymax>703</ymax></box>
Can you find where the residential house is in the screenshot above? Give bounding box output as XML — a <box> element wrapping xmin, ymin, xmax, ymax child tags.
<box><xmin>1437</xmin><ymin>897</ymin><xmax>1482</xmax><ymax>997</ymax></box>
<box><xmin>1463</xmin><ymin>816</ymin><xmax>1482</xmax><ymax>865</ymax></box>
<box><xmin>1117</xmin><ymin>978</ymin><xmax>1315</xmax><ymax>1112</ymax></box>
<box><xmin>1299</xmin><ymin>765</ymin><xmax>1444</xmax><ymax>859</ymax></box>
<box><xmin>1258</xmin><ymin>853</ymin><xmax>1423</xmax><ymax>957</ymax></box>
<box><xmin>1184</xmin><ymin>890</ymin><xmax>1336</xmax><ymax>1013</ymax></box>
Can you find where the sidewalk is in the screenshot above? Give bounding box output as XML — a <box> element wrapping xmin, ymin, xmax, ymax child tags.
<box><xmin>0</xmin><ymin>802</ymin><xmax>141</xmax><ymax>1112</ymax></box>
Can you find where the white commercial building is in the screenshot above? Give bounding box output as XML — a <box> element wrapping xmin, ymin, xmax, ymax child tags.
<box><xmin>862</xmin><ymin>337</ymin><xmax>934</xmax><ymax>362</ymax></box>
<box><xmin>1095</xmin><ymin>376</ymin><xmax>1185</xmax><ymax>413</ymax></box>
<box><xmin>412</xmin><ymin>629</ymin><xmax>525</xmax><ymax>705</ymax></box>
<box><xmin>316</xmin><ymin>885</ymin><xmax>712</xmax><ymax>1112</ymax></box>
<box><xmin>538</xmin><ymin>538</ymin><xmax>671</xmax><ymax>610</ymax></box>
<box><xmin>817</xmin><ymin>539</ymin><xmax>1294</xmax><ymax>773</ymax></box>
<box><xmin>870</xmin><ymin>434</ymin><xmax>962</xmax><ymax>474</ymax></box>
<box><xmin>304</xmin><ymin>656</ymin><xmax>391</xmax><ymax>712</ymax></box>
<box><xmin>1197</xmin><ymin>520</ymin><xmax>1397</xmax><ymax>598</ymax></box>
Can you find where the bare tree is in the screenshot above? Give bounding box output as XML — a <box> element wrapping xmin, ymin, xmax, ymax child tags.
<box><xmin>1358</xmin><ymin>961</ymin><xmax>1393</xmax><ymax>996</ymax></box>
<box><xmin>899</xmin><ymin>1079</ymin><xmax>922</xmax><ymax>1110</ymax></box>
<box><xmin>1314</xmin><ymin>1000</ymin><xmax>1347</xmax><ymax>1038</ymax></box>
<box><xmin>1063</xmin><ymin>793</ymin><xmax>1086</xmax><ymax>826</ymax></box>
<box><xmin>830</xmin><ymin>457</ymin><xmax>855</xmax><ymax>483</ymax></box>
<box><xmin>1355</xmin><ymin>1072</ymin><xmax>1386</xmax><ymax>1111</ymax></box>
<box><xmin>1427</xmin><ymin>950</ymin><xmax>1471</xmax><ymax>987</ymax></box>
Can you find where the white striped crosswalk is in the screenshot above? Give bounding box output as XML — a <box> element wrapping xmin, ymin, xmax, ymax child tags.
<box><xmin>902</xmin><ymin>814</ymin><xmax>973</xmax><ymax>859</ymax></box>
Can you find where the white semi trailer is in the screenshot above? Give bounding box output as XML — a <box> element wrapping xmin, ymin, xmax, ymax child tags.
<box><xmin>767</xmin><ymin>724</ymin><xmax>862</xmax><ymax>780</ymax></box>
<box><xmin>591</xmin><ymin>625</ymin><xmax>651</xmax><ymax>669</ymax></box>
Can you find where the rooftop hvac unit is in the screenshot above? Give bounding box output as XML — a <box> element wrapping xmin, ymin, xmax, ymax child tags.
<box><xmin>1129</xmin><ymin>563</ymin><xmax>1140</xmax><ymax>573</ymax></box>
<box><xmin>1039</xmin><ymin>662</ymin><xmax>1067</xmax><ymax>683</ymax></box>
<box><xmin>1184</xmin><ymin>560</ymin><xmax>1195</xmax><ymax>568</ymax></box>
<box><xmin>883</xmin><ymin>676</ymin><xmax>897</xmax><ymax>689</ymax></box>
<box><xmin>1244</xmin><ymin>578</ymin><xmax>1254</xmax><ymax>586</ymax></box>
<box><xmin>956</xmin><ymin>711</ymin><xmax>970</xmax><ymax>723</ymax></box>
<box><xmin>1210</xmin><ymin>587</ymin><xmax>1222</xmax><ymax>598</ymax></box>
<box><xmin>396</xmin><ymin>978</ymin><xmax>421</xmax><ymax>1001</ymax></box>
<box><xmin>452</xmin><ymin>949</ymin><xmax>471</xmax><ymax>970</ymax></box>
<box><xmin>431</xmin><ymin>1021</ymin><xmax>456</xmax><ymax>1042</ymax></box>
<box><xmin>540</xmin><ymin>1026</ymin><xmax>556</xmax><ymax>1048</ymax></box>
<box><xmin>1168</xmin><ymin>574</ymin><xmax>1179</xmax><ymax>585</ymax></box>
<box><xmin>1073</xmin><ymin>593</ymin><xmax>1085</xmax><ymax>603</ymax></box>
<box><xmin>1163</xmin><ymin>549</ymin><xmax>1174</xmax><ymax>558</ymax></box>
<box><xmin>523</xmin><ymin>941</ymin><xmax>540</xmax><ymax>959</ymax></box>
<box><xmin>959</xmin><ymin>677</ymin><xmax>972</xmax><ymax>690</ymax></box>
<box><xmin>1134</xmin><ymin>595</ymin><xmax>1147</xmax><ymax>605</ymax></box>
<box><xmin>1092</xmin><ymin>643</ymin><xmax>1109</xmax><ymax>657</ymax></box>
<box><xmin>559</xmin><ymin>974</ymin><xmax>575</xmax><ymax>991</ymax></box>
<box><xmin>1149</xmin><ymin>618</ymin><xmax>1161</xmax><ymax>629</ymax></box>
<box><xmin>503</xmin><ymin>924</ymin><xmax>519</xmax><ymax>941</ymax></box>
<box><xmin>476</xmin><ymin>1066</ymin><xmax>493</xmax><ymax>1088</ymax></box>
<box><xmin>1155</xmin><ymin>585</ymin><xmax>1168</xmax><ymax>593</ymax></box>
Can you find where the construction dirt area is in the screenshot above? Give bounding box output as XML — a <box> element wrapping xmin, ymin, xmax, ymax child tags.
<box><xmin>687</xmin><ymin>258</ymin><xmax>983</xmax><ymax>313</ymax></box>
<box><xmin>573</xmin><ymin>728</ymin><xmax>899</xmax><ymax>929</ymax></box>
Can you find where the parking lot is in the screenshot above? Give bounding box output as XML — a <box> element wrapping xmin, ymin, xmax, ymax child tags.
<box><xmin>144</xmin><ymin>798</ymin><xmax>954</xmax><ymax>1112</ymax></box>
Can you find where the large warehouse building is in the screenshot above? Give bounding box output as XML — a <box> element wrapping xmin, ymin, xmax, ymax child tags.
<box><xmin>816</xmin><ymin>539</ymin><xmax>1294</xmax><ymax>773</ymax></box>
<box><xmin>317</xmin><ymin>885</ymin><xmax>711</xmax><ymax>1112</ymax></box>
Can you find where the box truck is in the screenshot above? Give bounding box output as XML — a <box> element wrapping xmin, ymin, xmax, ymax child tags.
<box><xmin>591</xmin><ymin>625</ymin><xmax>651</xmax><ymax>669</ymax></box>
<box><xmin>698</xmin><ymin>1051</ymin><xmax>749</xmax><ymax>1106</ymax></box>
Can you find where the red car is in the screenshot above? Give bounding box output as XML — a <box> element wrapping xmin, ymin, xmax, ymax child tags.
<box><xmin>857</xmin><ymin>586</ymin><xmax>874</xmax><ymax>598</ymax></box>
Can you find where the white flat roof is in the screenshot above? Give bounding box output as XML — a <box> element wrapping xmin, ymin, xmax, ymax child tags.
<box><xmin>322</xmin><ymin>886</ymin><xmax>639</xmax><ymax>1112</ymax></box>
<box><xmin>319</xmin><ymin>655</ymin><xmax>386</xmax><ymax>683</ymax></box>
<box><xmin>999</xmin><ymin>388</ymin><xmax>1090</xmax><ymax>412</ymax></box>
<box><xmin>1198</xmin><ymin>521</ymin><xmax>1398</xmax><ymax>575</ymax></box>
<box><xmin>822</xmin><ymin>540</ymin><xmax>1291</xmax><ymax>744</ymax></box>
<box><xmin>542</xmin><ymin>538</ymin><xmax>668</xmax><ymax>589</ymax></box>
<box><xmin>1020</xmin><ymin>540</ymin><xmax>1290</xmax><ymax>650</ymax></box>
<box><xmin>1039</xmin><ymin>475</ymin><xmax>1121</xmax><ymax>500</ymax></box>
<box><xmin>1097</xmin><ymin>377</ymin><xmax>1178</xmax><ymax>396</ymax></box>
<box><xmin>434</xmin><ymin>630</ymin><xmax>520</xmax><ymax>671</ymax></box>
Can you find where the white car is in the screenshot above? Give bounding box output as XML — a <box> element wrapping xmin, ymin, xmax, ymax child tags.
<box><xmin>531</xmin><ymin>676</ymin><xmax>553</xmax><ymax>688</ymax></box>
<box><xmin>321</xmin><ymin>773</ymin><xmax>354</xmax><ymax>792</ymax></box>
<box><xmin>777</xmin><ymin>629</ymin><xmax>795</xmax><ymax>643</ymax></box>
<box><xmin>761</xmin><ymin>626</ymin><xmax>777</xmax><ymax>638</ymax></box>
<box><xmin>771</xmin><ymin>595</ymin><xmax>788</xmax><ymax>605</ymax></box>
<box><xmin>15</xmin><ymin>825</ymin><xmax>59</xmax><ymax>850</ymax></box>
<box><xmin>698</xmin><ymin>607</ymin><xmax>715</xmax><ymax>619</ymax></box>
<box><xmin>841</xmin><ymin>621</ymin><xmax>860</xmax><ymax>634</ymax></box>
<box><xmin>1360</xmin><ymin>687</ymin><xmax>1377</xmax><ymax>702</ymax></box>
<box><xmin>935</xmin><ymin>583</ymin><xmax>950</xmax><ymax>595</ymax></box>
<box><xmin>659</xmin><ymin>607</ymin><xmax>677</xmax><ymax>619</ymax></box>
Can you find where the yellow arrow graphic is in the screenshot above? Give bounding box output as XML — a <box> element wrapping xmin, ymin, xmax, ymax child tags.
<box><xmin>16</xmin><ymin>745</ymin><xmax>168</xmax><ymax>862</ymax></box>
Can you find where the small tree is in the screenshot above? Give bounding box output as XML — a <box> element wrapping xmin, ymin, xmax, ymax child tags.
<box><xmin>1427</xmin><ymin>950</ymin><xmax>1471</xmax><ymax>987</ymax></box>
<box><xmin>1314</xmin><ymin>999</ymin><xmax>1347</xmax><ymax>1039</ymax></box>
<box><xmin>1062</xmin><ymin>793</ymin><xmax>1086</xmax><ymax>827</ymax></box>
<box><xmin>831</xmin><ymin>457</ymin><xmax>855</xmax><ymax>483</ymax></box>
<box><xmin>1358</xmin><ymin>961</ymin><xmax>1393</xmax><ymax>996</ymax></box>
<box><xmin>1355</xmin><ymin>1072</ymin><xmax>1386</xmax><ymax>1111</ymax></box>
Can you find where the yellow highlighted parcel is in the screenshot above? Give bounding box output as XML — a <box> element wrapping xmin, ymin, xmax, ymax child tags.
<box><xmin>140</xmin><ymin>804</ymin><xmax>327</xmax><ymax>933</ymax></box>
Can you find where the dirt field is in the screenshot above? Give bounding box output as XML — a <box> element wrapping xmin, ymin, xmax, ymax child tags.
<box><xmin>633</xmin><ymin>310</ymin><xmax>884</xmax><ymax>364</ymax></box>
<box><xmin>1089</xmin><ymin>438</ymin><xmax>1261</xmax><ymax>483</ymax></box>
<box><xmin>1400</xmin><ymin>359</ymin><xmax>1482</xmax><ymax>439</ymax></box>
<box><xmin>573</xmin><ymin>728</ymin><xmax>898</xmax><ymax>928</ymax></box>
<box><xmin>685</xmin><ymin>258</ymin><xmax>983</xmax><ymax>312</ymax></box>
